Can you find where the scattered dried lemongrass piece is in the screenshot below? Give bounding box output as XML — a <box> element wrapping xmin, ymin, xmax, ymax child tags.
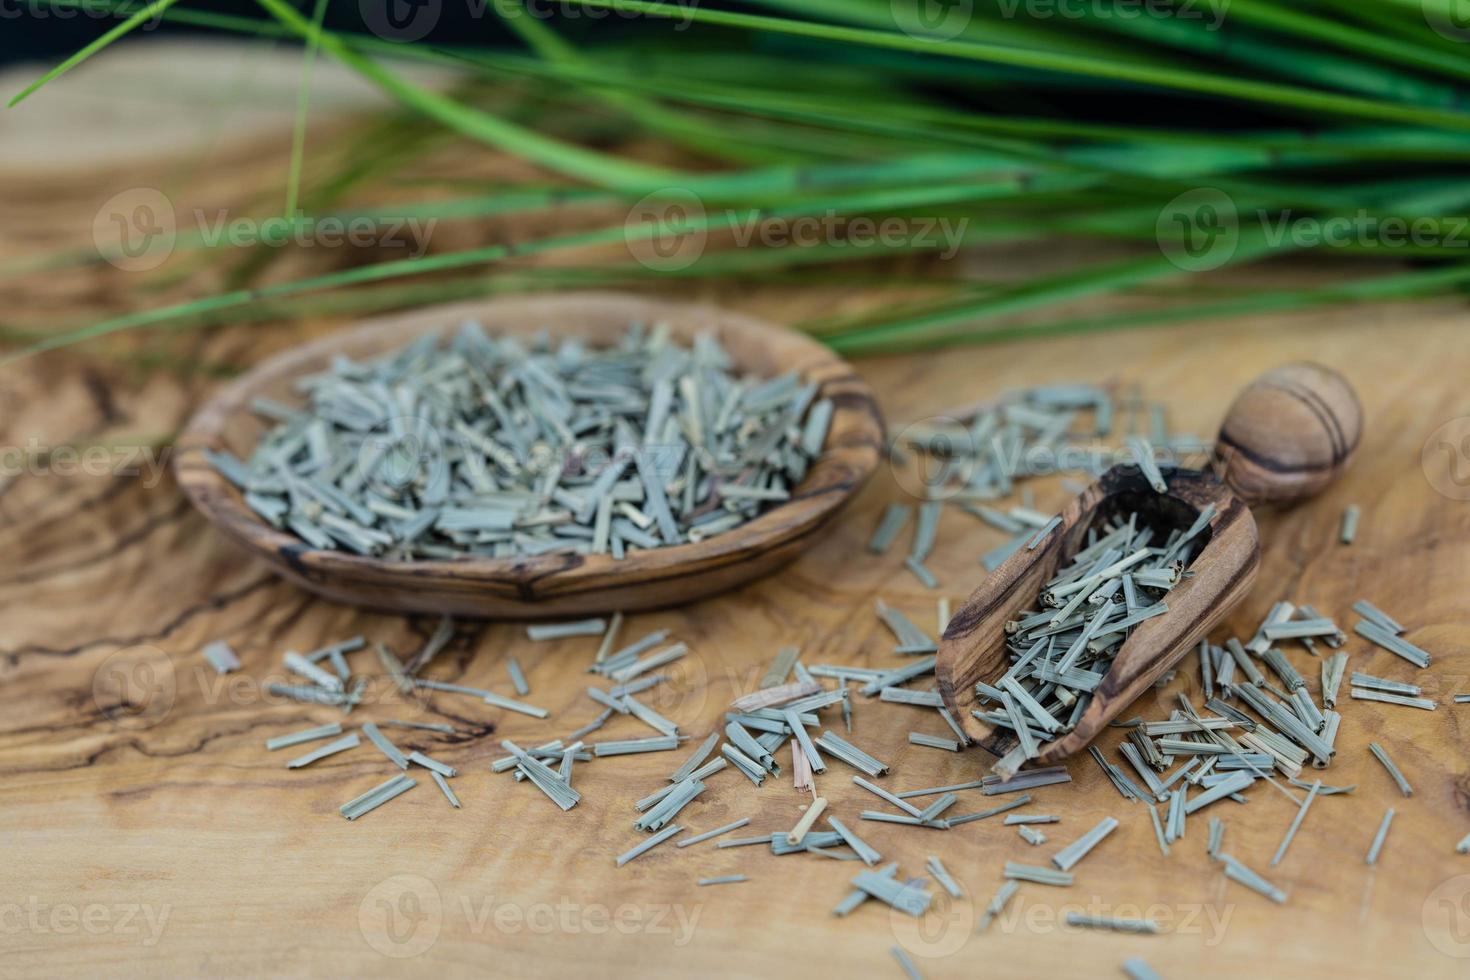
<box><xmin>829</xmin><ymin>817</ymin><xmax>882</xmax><ymax>867</ymax></box>
<box><xmin>853</xmin><ymin>776</ymin><xmax>926</xmax><ymax>819</ymax></box>
<box><xmin>1368</xmin><ymin>742</ymin><xmax>1414</xmax><ymax>797</ymax></box>
<box><xmin>615</xmin><ymin>824</ymin><xmax>683</xmax><ymax>867</ymax></box>
<box><xmin>283</xmin><ymin>651</ymin><xmax>343</xmax><ymax>692</ymax></box>
<box><xmin>287</xmin><ymin>733</ymin><xmax>360</xmax><ymax>768</ymax></box>
<box><xmin>1052</xmin><ymin>817</ymin><xmax>1119</xmax><ymax>871</ymax></box>
<box><xmin>202</xmin><ymin>641</ymin><xmax>241</xmax><ymax>675</ymax></box>
<box><xmin>1219</xmin><ymin>853</ymin><xmax>1286</xmax><ymax>903</ymax></box>
<box><xmin>1004</xmin><ymin>862</ymin><xmax>1074</xmax><ymax>887</ymax></box>
<box><xmin>731</xmin><ymin>680</ymin><xmax>821</xmax><ymax>713</ymax></box>
<box><xmin>979</xmin><ymin>880</ymin><xmax>1021</xmax><ymax>931</ymax></box>
<box><xmin>341</xmin><ymin>774</ymin><xmax>417</xmax><ymax>821</ymax></box>
<box><xmin>787</xmin><ymin>797</ymin><xmax>828</xmax><ymax>844</ymax></box>
<box><xmin>669</xmin><ymin>732</ymin><xmax>720</xmax><ymax>784</ymax></box>
<box><xmin>1350</xmin><ymin>688</ymin><xmax>1435</xmax><ymax>710</ymax></box>
<box><xmin>1366</xmin><ymin>808</ymin><xmax>1395</xmax><ymax>865</ymax></box>
<box><xmin>891</xmin><ymin>946</ymin><xmax>924</xmax><ymax>980</ymax></box>
<box><xmin>376</xmin><ymin>642</ymin><xmax>414</xmax><ymax>695</ymax></box>
<box><xmin>362</xmin><ymin>721</ymin><xmax>410</xmax><ymax>770</ymax></box>
<box><xmin>1123</xmin><ymin>958</ymin><xmax>1163</xmax><ymax>980</ymax></box>
<box><xmin>678</xmin><ymin>818</ymin><xmax>751</xmax><ymax>848</ymax></box>
<box><xmin>1354</xmin><ymin>620</ymin><xmax>1431</xmax><ymax>668</ymax></box>
<box><xmin>868</xmin><ymin>504</ymin><xmax>911</xmax><ymax>555</ymax></box>
<box><xmin>528</xmin><ymin>619</ymin><xmax>607</xmax><ymax>641</ymax></box>
<box><xmin>908</xmin><ymin>732</ymin><xmax>961</xmax><ymax>752</ymax></box>
<box><xmin>265</xmin><ymin>723</ymin><xmax>343</xmax><ymax>751</ymax></box>
<box><xmin>1269</xmin><ymin>779</ymin><xmax>1321</xmax><ymax>866</ymax></box>
<box><xmin>761</xmin><ymin>646</ymin><xmax>801</xmax><ymax>689</ymax></box>
<box><xmin>1352</xmin><ymin>600</ymin><xmax>1404</xmax><ymax>634</ymax></box>
<box><xmin>408</xmin><ymin>750</ymin><xmax>457</xmax><ymax>778</ymax></box>
<box><xmin>1065</xmin><ymin>913</ymin><xmax>1160</xmax><ymax>934</ymax></box>
<box><xmin>506</xmin><ymin>656</ymin><xmax>530</xmax><ymax>696</ymax></box>
<box><xmin>430</xmin><ymin>771</ymin><xmax>461</xmax><ymax>808</ymax></box>
<box><xmin>849</xmin><ymin>869</ymin><xmax>932</xmax><ymax>917</ymax></box>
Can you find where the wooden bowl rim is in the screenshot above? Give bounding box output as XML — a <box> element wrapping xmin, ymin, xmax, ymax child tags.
<box><xmin>174</xmin><ymin>291</ymin><xmax>885</xmax><ymax>600</ymax></box>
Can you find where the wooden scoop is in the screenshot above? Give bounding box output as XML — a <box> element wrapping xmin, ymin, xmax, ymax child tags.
<box><xmin>936</xmin><ymin>363</ymin><xmax>1362</xmax><ymax>765</ymax></box>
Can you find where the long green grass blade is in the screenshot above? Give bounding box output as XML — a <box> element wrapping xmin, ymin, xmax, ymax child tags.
<box><xmin>9</xmin><ymin>0</ymin><xmax>184</xmax><ymax>106</ymax></box>
<box><xmin>282</xmin><ymin>0</ymin><xmax>331</xmax><ymax>218</ymax></box>
<box><xmin>561</xmin><ymin>0</ymin><xmax>1470</xmax><ymax>131</ymax></box>
<box><xmin>252</xmin><ymin>0</ymin><xmax>679</xmax><ymax>189</ymax></box>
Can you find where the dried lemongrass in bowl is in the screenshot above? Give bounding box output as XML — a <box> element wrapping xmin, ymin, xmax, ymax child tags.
<box><xmin>206</xmin><ymin>320</ymin><xmax>835</xmax><ymax>561</ymax></box>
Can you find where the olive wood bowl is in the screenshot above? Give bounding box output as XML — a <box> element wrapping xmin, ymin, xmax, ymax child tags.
<box><xmin>174</xmin><ymin>293</ymin><xmax>884</xmax><ymax>618</ymax></box>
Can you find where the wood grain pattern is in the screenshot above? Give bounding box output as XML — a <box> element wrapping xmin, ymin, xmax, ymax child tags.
<box><xmin>5</xmin><ymin>63</ymin><xmax>1470</xmax><ymax>979</ymax></box>
<box><xmin>174</xmin><ymin>293</ymin><xmax>883</xmax><ymax>617</ymax></box>
<box><xmin>7</xmin><ymin>294</ymin><xmax>1470</xmax><ymax>980</ymax></box>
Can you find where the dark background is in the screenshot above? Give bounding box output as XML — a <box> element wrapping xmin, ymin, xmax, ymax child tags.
<box><xmin>0</xmin><ymin>0</ymin><xmax>651</xmax><ymax>65</ymax></box>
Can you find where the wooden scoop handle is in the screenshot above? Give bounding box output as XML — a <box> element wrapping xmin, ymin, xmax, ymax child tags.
<box><xmin>1214</xmin><ymin>363</ymin><xmax>1362</xmax><ymax>508</ymax></box>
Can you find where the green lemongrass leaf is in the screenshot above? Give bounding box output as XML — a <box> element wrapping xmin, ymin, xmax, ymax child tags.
<box><xmin>1225</xmin><ymin>0</ymin><xmax>1470</xmax><ymax>84</ymax></box>
<box><xmin>560</xmin><ymin>0</ymin><xmax>1470</xmax><ymax>131</ymax></box>
<box><xmin>282</xmin><ymin>0</ymin><xmax>331</xmax><ymax>218</ymax></box>
<box><xmin>744</xmin><ymin>0</ymin><xmax>1164</xmax><ymax>63</ymax></box>
<box><xmin>251</xmin><ymin>0</ymin><xmax>679</xmax><ymax>189</ymax></box>
<box><xmin>491</xmin><ymin>0</ymin><xmax>793</xmax><ymax>165</ymax></box>
<box><xmin>823</xmin><ymin>171</ymin><xmax>1470</xmax><ymax>353</ymax></box>
<box><xmin>8</xmin><ymin>0</ymin><xmax>184</xmax><ymax>106</ymax></box>
<box><xmin>820</xmin><ymin>263</ymin><xmax>1470</xmax><ymax>354</ymax></box>
<box><xmin>1</xmin><ymin>181</ymin><xmax>1014</xmax><ymax>361</ymax></box>
<box><xmin>81</xmin><ymin>4</ymin><xmax>1470</xmax><ymax>166</ymax></box>
<box><xmin>1070</xmin><ymin>4</ymin><xmax>1463</xmax><ymax>107</ymax></box>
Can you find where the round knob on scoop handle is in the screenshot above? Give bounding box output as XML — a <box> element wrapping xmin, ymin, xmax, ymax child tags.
<box><xmin>1214</xmin><ymin>362</ymin><xmax>1362</xmax><ymax>508</ymax></box>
